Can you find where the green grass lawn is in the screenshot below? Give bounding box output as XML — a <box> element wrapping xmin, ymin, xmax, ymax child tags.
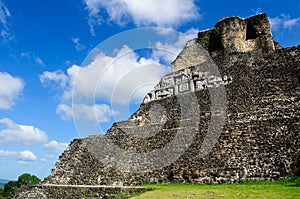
<box><xmin>130</xmin><ymin>176</ymin><xmax>300</xmax><ymax>199</ymax></box>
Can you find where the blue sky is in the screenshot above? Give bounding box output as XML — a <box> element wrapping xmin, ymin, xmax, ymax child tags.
<box><xmin>0</xmin><ymin>0</ymin><xmax>299</xmax><ymax>180</ymax></box>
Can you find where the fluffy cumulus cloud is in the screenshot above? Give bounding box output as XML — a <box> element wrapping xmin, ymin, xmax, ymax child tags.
<box><xmin>44</xmin><ymin>140</ymin><xmax>68</xmax><ymax>153</ymax></box>
<box><xmin>84</xmin><ymin>0</ymin><xmax>199</xmax><ymax>34</ymax></box>
<box><xmin>0</xmin><ymin>150</ymin><xmax>37</xmax><ymax>162</ymax></box>
<box><xmin>269</xmin><ymin>14</ymin><xmax>300</xmax><ymax>32</ymax></box>
<box><xmin>0</xmin><ymin>0</ymin><xmax>11</xmax><ymax>41</ymax></box>
<box><xmin>72</xmin><ymin>45</ymin><xmax>169</xmax><ymax>104</ymax></box>
<box><xmin>41</xmin><ymin>45</ymin><xmax>170</xmax><ymax>122</ymax></box>
<box><xmin>0</xmin><ymin>72</ymin><xmax>24</xmax><ymax>109</ymax></box>
<box><xmin>41</xmin><ymin>28</ymin><xmax>199</xmax><ymax>122</ymax></box>
<box><xmin>0</xmin><ymin>118</ymin><xmax>48</xmax><ymax>145</ymax></box>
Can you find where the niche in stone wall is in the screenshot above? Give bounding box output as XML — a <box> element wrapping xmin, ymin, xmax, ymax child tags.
<box><xmin>209</xmin><ymin>30</ymin><xmax>222</xmax><ymax>52</ymax></box>
<box><xmin>246</xmin><ymin>20</ymin><xmax>260</xmax><ymax>40</ymax></box>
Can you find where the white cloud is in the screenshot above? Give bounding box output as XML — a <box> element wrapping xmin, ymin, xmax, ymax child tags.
<box><xmin>56</xmin><ymin>103</ymin><xmax>73</xmax><ymax>120</ymax></box>
<box><xmin>72</xmin><ymin>37</ymin><xmax>85</xmax><ymax>51</ymax></box>
<box><xmin>56</xmin><ymin>103</ymin><xmax>118</xmax><ymax>122</ymax></box>
<box><xmin>46</xmin><ymin>154</ymin><xmax>54</xmax><ymax>159</ymax></box>
<box><xmin>41</xmin><ymin>29</ymin><xmax>198</xmax><ymax>122</ymax></box>
<box><xmin>84</xmin><ymin>0</ymin><xmax>102</xmax><ymax>35</ymax></box>
<box><xmin>269</xmin><ymin>14</ymin><xmax>300</xmax><ymax>32</ymax></box>
<box><xmin>21</xmin><ymin>52</ymin><xmax>30</xmax><ymax>58</ymax></box>
<box><xmin>18</xmin><ymin>150</ymin><xmax>37</xmax><ymax>161</ymax></box>
<box><xmin>41</xmin><ymin>45</ymin><xmax>169</xmax><ymax>122</ymax></box>
<box><xmin>40</xmin><ymin>158</ymin><xmax>48</xmax><ymax>163</ymax></box>
<box><xmin>74</xmin><ymin>104</ymin><xmax>118</xmax><ymax>122</ymax></box>
<box><xmin>0</xmin><ymin>118</ymin><xmax>48</xmax><ymax>145</ymax></box>
<box><xmin>0</xmin><ymin>72</ymin><xmax>24</xmax><ymax>109</ymax></box>
<box><xmin>0</xmin><ymin>0</ymin><xmax>11</xmax><ymax>41</ymax></box>
<box><xmin>44</xmin><ymin>140</ymin><xmax>68</xmax><ymax>153</ymax></box>
<box><xmin>73</xmin><ymin>45</ymin><xmax>169</xmax><ymax>104</ymax></box>
<box><xmin>20</xmin><ymin>52</ymin><xmax>46</xmax><ymax>67</ymax></box>
<box><xmin>0</xmin><ymin>1</ymin><xmax>10</xmax><ymax>26</ymax></box>
<box><xmin>84</xmin><ymin>0</ymin><xmax>199</xmax><ymax>34</ymax></box>
<box><xmin>17</xmin><ymin>161</ymin><xmax>29</xmax><ymax>165</ymax></box>
<box><xmin>0</xmin><ymin>150</ymin><xmax>37</xmax><ymax>161</ymax></box>
<box><xmin>40</xmin><ymin>70</ymin><xmax>68</xmax><ymax>89</ymax></box>
<box><xmin>252</xmin><ymin>8</ymin><xmax>263</xmax><ymax>15</ymax></box>
<box><xmin>42</xmin><ymin>45</ymin><xmax>169</xmax><ymax>105</ymax></box>
<box><xmin>40</xmin><ymin>65</ymin><xmax>80</xmax><ymax>102</ymax></box>
<box><xmin>35</xmin><ymin>57</ymin><xmax>45</xmax><ymax>67</ymax></box>
<box><xmin>153</xmin><ymin>28</ymin><xmax>199</xmax><ymax>64</ymax></box>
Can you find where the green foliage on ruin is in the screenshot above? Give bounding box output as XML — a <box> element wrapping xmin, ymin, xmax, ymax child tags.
<box><xmin>198</xmin><ymin>26</ymin><xmax>221</xmax><ymax>50</ymax></box>
<box><xmin>197</xmin><ymin>33</ymin><xmax>209</xmax><ymax>49</ymax></box>
<box><xmin>212</xmin><ymin>27</ymin><xmax>221</xmax><ymax>35</ymax></box>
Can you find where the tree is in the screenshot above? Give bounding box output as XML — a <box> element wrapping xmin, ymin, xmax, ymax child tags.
<box><xmin>17</xmin><ymin>173</ymin><xmax>41</xmax><ymax>185</ymax></box>
<box><xmin>3</xmin><ymin>181</ymin><xmax>19</xmax><ymax>198</ymax></box>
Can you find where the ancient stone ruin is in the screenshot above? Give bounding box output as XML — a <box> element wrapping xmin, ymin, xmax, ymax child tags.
<box><xmin>172</xmin><ymin>13</ymin><xmax>278</xmax><ymax>72</ymax></box>
<box><xmin>143</xmin><ymin>66</ymin><xmax>232</xmax><ymax>103</ymax></box>
<box><xmin>14</xmin><ymin>13</ymin><xmax>300</xmax><ymax>198</ymax></box>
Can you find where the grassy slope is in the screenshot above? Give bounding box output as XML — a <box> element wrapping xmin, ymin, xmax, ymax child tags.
<box><xmin>130</xmin><ymin>177</ymin><xmax>300</xmax><ymax>199</ymax></box>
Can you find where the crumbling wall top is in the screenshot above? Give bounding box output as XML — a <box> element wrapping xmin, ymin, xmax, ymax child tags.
<box><xmin>201</xmin><ymin>13</ymin><xmax>275</xmax><ymax>54</ymax></box>
<box><xmin>172</xmin><ymin>13</ymin><xmax>277</xmax><ymax>72</ymax></box>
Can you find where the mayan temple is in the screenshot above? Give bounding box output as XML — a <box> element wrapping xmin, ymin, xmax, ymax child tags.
<box><xmin>15</xmin><ymin>13</ymin><xmax>300</xmax><ymax>198</ymax></box>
